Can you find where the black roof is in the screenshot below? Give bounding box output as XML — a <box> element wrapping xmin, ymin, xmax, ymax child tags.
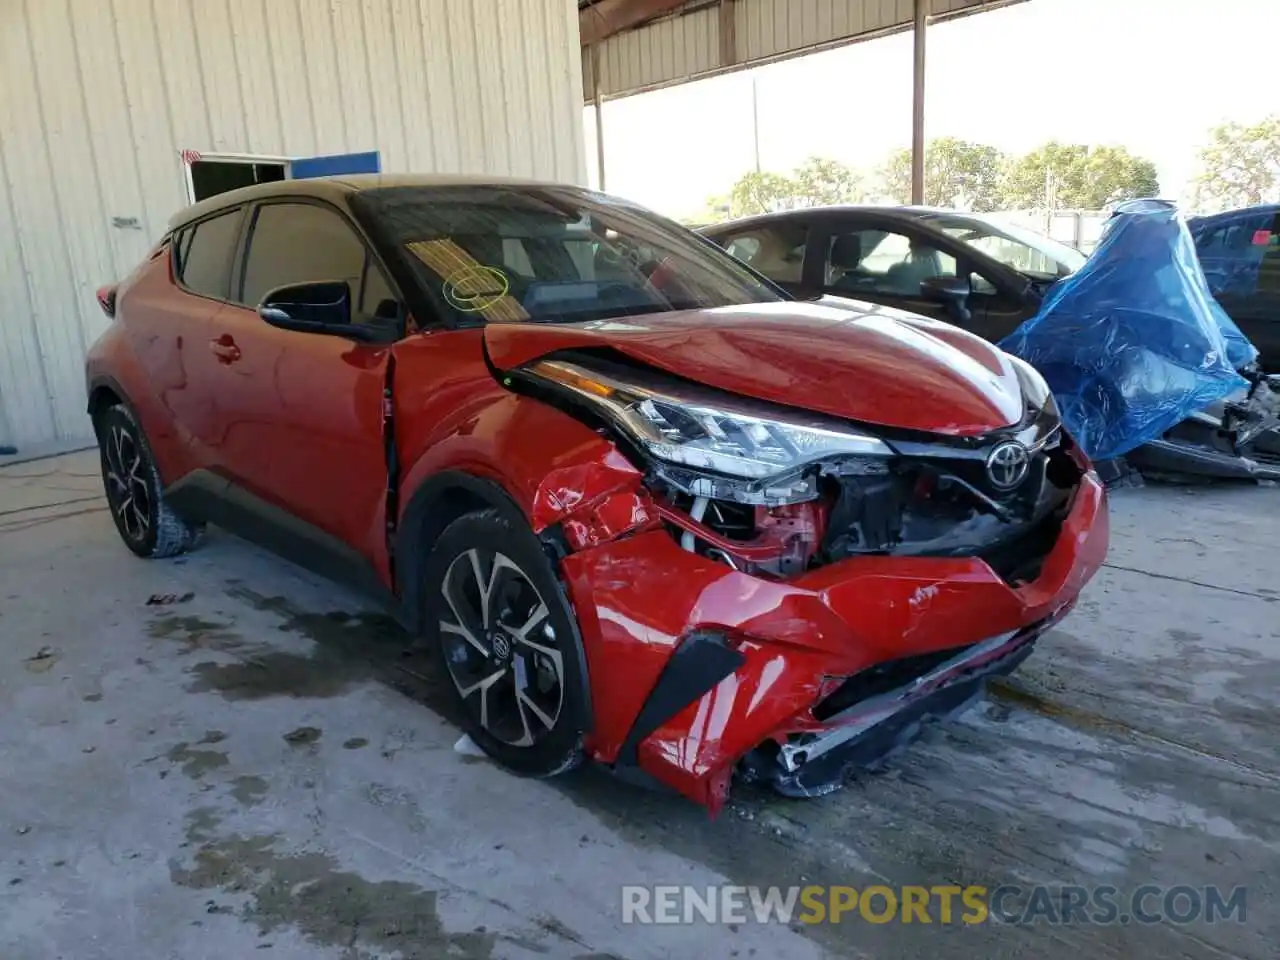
<box><xmin>168</xmin><ymin>173</ymin><xmax>577</xmax><ymax>230</ymax></box>
<box><xmin>1187</xmin><ymin>203</ymin><xmax>1280</xmax><ymax>227</ymax></box>
<box><xmin>700</xmin><ymin>205</ymin><xmax>993</xmax><ymax>234</ymax></box>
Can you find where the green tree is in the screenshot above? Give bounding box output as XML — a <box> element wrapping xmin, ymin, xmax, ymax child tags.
<box><xmin>1002</xmin><ymin>143</ymin><xmax>1089</xmax><ymax>209</ymax></box>
<box><xmin>685</xmin><ymin>193</ymin><xmax>733</xmax><ymax>226</ymax></box>
<box><xmin>791</xmin><ymin>157</ymin><xmax>863</xmax><ymax>207</ymax></box>
<box><xmin>1002</xmin><ymin>142</ymin><xmax>1160</xmax><ymax>210</ymax></box>
<box><xmin>1192</xmin><ymin>117</ymin><xmax>1280</xmax><ymax>213</ymax></box>
<box><xmin>727</xmin><ymin>171</ymin><xmax>798</xmax><ymax>217</ymax></box>
<box><xmin>716</xmin><ymin>159</ymin><xmax>862</xmax><ymax>218</ymax></box>
<box><xmin>879</xmin><ymin>138</ymin><xmax>1007</xmax><ymax>211</ymax></box>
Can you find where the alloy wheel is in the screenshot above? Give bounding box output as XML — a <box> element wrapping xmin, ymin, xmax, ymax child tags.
<box><xmin>103</xmin><ymin>423</ymin><xmax>151</xmax><ymax>543</ymax></box>
<box><xmin>438</xmin><ymin>548</ymin><xmax>566</xmax><ymax>747</ymax></box>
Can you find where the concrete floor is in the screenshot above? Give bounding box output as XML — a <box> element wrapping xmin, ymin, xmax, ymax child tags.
<box><xmin>1</xmin><ymin>452</ymin><xmax>1276</xmax><ymax>960</ymax></box>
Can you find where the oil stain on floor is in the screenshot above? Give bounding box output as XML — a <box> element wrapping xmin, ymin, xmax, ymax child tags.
<box><xmin>166</xmin><ymin>742</ymin><xmax>230</xmax><ymax>780</ymax></box>
<box><xmin>230</xmin><ymin>775</ymin><xmax>268</xmax><ymax>807</ymax></box>
<box><xmin>146</xmin><ymin>614</ymin><xmax>243</xmax><ymax>654</ymax></box>
<box><xmin>144</xmin><ymin>583</ymin><xmax>463</xmax><ymax>729</ymax></box>
<box><xmin>144</xmin><ymin>586</ymin><xmax>533</xmax><ymax>956</ymax></box>
<box><xmin>168</xmin><ymin>808</ymin><xmax>602</xmax><ymax>959</ymax></box>
<box><xmin>146</xmin><ymin>585</ymin><xmax>410</xmax><ymax>703</ymax></box>
<box><xmin>170</xmin><ymin>809</ymin><xmax>497</xmax><ymax>959</ymax></box>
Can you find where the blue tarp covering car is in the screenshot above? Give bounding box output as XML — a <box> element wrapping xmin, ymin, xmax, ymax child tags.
<box><xmin>1001</xmin><ymin>199</ymin><xmax>1257</xmax><ymax>462</ymax></box>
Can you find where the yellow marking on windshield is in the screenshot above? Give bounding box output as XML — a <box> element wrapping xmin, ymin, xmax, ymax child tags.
<box><xmin>407</xmin><ymin>239</ymin><xmax>528</xmax><ymax>321</ymax></box>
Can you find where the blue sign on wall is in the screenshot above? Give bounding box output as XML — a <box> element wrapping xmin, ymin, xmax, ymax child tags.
<box><xmin>289</xmin><ymin>151</ymin><xmax>381</xmax><ymax>179</ymax></box>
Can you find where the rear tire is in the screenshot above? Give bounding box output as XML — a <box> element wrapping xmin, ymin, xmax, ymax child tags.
<box><xmin>96</xmin><ymin>404</ymin><xmax>202</xmax><ymax>559</ymax></box>
<box><xmin>423</xmin><ymin>508</ymin><xmax>587</xmax><ymax>778</ymax></box>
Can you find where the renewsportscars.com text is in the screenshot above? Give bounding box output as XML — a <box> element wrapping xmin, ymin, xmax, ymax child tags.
<box><xmin>621</xmin><ymin>884</ymin><xmax>1247</xmax><ymax>926</ymax></box>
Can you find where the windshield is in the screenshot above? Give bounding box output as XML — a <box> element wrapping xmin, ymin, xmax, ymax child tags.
<box><xmin>925</xmin><ymin>214</ymin><xmax>1088</xmax><ymax>279</ymax></box>
<box><xmin>353</xmin><ymin>185</ymin><xmax>786</xmax><ymax>324</ymax></box>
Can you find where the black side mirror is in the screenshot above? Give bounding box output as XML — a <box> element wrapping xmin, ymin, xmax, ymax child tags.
<box><xmin>258</xmin><ymin>281</ymin><xmax>373</xmax><ymax>341</ymax></box>
<box><xmin>920</xmin><ymin>275</ymin><xmax>973</xmax><ymax>324</ymax></box>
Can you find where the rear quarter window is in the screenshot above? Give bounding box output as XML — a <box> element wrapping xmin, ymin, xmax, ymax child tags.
<box><xmin>176</xmin><ymin>208</ymin><xmax>243</xmax><ymax>300</ymax></box>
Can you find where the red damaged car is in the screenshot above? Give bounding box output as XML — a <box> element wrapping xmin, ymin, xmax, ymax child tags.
<box><xmin>86</xmin><ymin>175</ymin><xmax>1108</xmax><ymax>810</ymax></box>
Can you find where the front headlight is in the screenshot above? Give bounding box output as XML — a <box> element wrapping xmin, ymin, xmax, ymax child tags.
<box><xmin>520</xmin><ymin>357</ymin><xmax>893</xmax><ymax>504</ymax></box>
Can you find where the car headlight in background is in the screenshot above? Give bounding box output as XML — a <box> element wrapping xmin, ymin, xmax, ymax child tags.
<box><xmin>521</xmin><ymin>357</ymin><xmax>893</xmax><ymax>504</ymax></box>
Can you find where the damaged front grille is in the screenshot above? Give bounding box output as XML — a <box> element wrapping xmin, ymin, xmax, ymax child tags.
<box><xmin>977</xmin><ymin>504</ymin><xmax>1067</xmax><ymax>585</ymax></box>
<box><xmin>819</xmin><ymin>433</ymin><xmax>1079</xmax><ymax>575</ymax></box>
<box><xmin>656</xmin><ymin>408</ymin><xmax>1084</xmax><ymax>583</ymax></box>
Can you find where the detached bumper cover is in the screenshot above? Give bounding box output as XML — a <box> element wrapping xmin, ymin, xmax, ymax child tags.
<box><xmin>560</xmin><ymin>473</ymin><xmax>1109</xmax><ymax>810</ymax></box>
<box><xmin>749</xmin><ymin>614</ymin><xmax>1060</xmax><ymax>798</ymax></box>
<box><xmin>1126</xmin><ymin>437</ymin><xmax>1280</xmax><ymax>481</ymax></box>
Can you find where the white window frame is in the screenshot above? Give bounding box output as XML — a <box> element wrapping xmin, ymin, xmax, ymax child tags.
<box><xmin>179</xmin><ymin>150</ymin><xmax>293</xmax><ymax>204</ymax></box>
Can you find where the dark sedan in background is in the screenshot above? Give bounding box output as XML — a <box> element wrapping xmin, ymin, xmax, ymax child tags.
<box><xmin>704</xmin><ymin>206</ymin><xmax>1278</xmax><ymax>370</ymax></box>
<box><xmin>1189</xmin><ymin>204</ymin><xmax>1280</xmax><ymax>371</ymax></box>
<box><xmin>701</xmin><ymin>207</ymin><xmax>1086</xmax><ymax>345</ymax></box>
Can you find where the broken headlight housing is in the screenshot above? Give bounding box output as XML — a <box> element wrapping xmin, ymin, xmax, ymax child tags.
<box><xmin>521</xmin><ymin>357</ymin><xmax>893</xmax><ymax>505</ymax></box>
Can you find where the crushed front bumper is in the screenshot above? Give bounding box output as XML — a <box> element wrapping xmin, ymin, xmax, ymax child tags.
<box><xmin>559</xmin><ymin>473</ymin><xmax>1109</xmax><ymax>811</ymax></box>
<box><xmin>742</xmin><ymin>613</ymin><xmax>1064</xmax><ymax>798</ymax></box>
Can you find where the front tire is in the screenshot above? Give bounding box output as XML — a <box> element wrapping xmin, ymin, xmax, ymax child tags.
<box><xmin>423</xmin><ymin>509</ymin><xmax>587</xmax><ymax>777</ymax></box>
<box><xmin>96</xmin><ymin>404</ymin><xmax>202</xmax><ymax>558</ymax></box>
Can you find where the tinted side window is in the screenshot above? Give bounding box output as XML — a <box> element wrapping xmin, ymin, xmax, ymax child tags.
<box><xmin>1197</xmin><ymin>212</ymin><xmax>1279</xmax><ymax>298</ymax></box>
<box><xmin>1258</xmin><ymin>213</ymin><xmax>1280</xmax><ymax>297</ymax></box>
<box><xmin>178</xmin><ymin>210</ymin><xmax>243</xmax><ymax>299</ymax></box>
<box><xmin>360</xmin><ymin>256</ymin><xmax>401</xmax><ymax>321</ymax></box>
<box><xmin>241</xmin><ymin>203</ymin><xmax>393</xmax><ymax>321</ymax></box>
<box><xmin>717</xmin><ymin>224</ymin><xmax>808</xmax><ymax>284</ymax></box>
<box><xmin>825</xmin><ymin>228</ymin><xmax>957</xmax><ymax>296</ymax></box>
<box><xmin>969</xmin><ymin>270</ymin><xmax>1000</xmax><ymax>296</ymax></box>
<box><xmin>174</xmin><ymin>227</ymin><xmax>195</xmax><ymax>270</ymax></box>
<box><xmin>1192</xmin><ymin>226</ymin><xmax>1219</xmax><ymax>258</ymax></box>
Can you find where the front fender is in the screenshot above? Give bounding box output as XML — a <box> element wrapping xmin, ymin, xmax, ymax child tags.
<box><xmin>396</xmin><ymin>390</ymin><xmax>652</xmax><ymax>531</ymax></box>
<box><xmin>392</xmin><ymin>333</ymin><xmax>660</xmax><ymax>638</ymax></box>
<box><xmin>393</xmin><ymin>331</ymin><xmax>656</xmax><ymax>541</ymax></box>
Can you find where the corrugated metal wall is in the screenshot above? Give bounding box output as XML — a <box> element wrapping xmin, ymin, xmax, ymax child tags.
<box><xmin>582</xmin><ymin>0</ymin><xmax>1024</xmax><ymax>100</ymax></box>
<box><xmin>0</xmin><ymin>0</ymin><xmax>586</xmax><ymax>451</ymax></box>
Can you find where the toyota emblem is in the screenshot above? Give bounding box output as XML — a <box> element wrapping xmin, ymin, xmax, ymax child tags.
<box><xmin>986</xmin><ymin>440</ymin><xmax>1031</xmax><ymax>491</ymax></box>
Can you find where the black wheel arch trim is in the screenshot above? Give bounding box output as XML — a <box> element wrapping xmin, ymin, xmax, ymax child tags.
<box><xmin>395</xmin><ymin>471</ymin><xmax>529</xmax><ymax>622</ymax></box>
<box><xmin>397</xmin><ymin>469</ymin><xmax>594</xmax><ymax>734</ymax></box>
<box><xmin>86</xmin><ymin>373</ymin><xmax>134</xmax><ymax>424</ymax></box>
<box><xmin>85</xmin><ymin>375</ymin><xmax>191</xmax><ymax>495</ymax></box>
<box><xmin>614</xmin><ymin>629</ymin><xmax>746</xmax><ymax>769</ymax></box>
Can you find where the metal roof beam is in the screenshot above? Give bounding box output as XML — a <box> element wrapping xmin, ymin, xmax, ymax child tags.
<box><xmin>579</xmin><ymin>0</ymin><xmax>690</xmax><ymax>46</ymax></box>
<box><xmin>582</xmin><ymin>0</ymin><xmax>1027</xmax><ymax>102</ymax></box>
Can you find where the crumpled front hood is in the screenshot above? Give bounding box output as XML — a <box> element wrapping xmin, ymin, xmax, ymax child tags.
<box><xmin>484</xmin><ymin>297</ymin><xmax>1026</xmax><ymax>436</ymax></box>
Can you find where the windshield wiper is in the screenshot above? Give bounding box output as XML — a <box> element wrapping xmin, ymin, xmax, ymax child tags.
<box><xmin>526</xmin><ymin>303</ymin><xmax>682</xmax><ymax>324</ymax></box>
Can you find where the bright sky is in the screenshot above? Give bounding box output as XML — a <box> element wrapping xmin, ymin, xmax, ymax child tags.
<box><xmin>584</xmin><ymin>0</ymin><xmax>1280</xmax><ymax>218</ymax></box>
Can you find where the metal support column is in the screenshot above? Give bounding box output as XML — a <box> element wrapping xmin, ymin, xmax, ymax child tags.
<box><xmin>591</xmin><ymin>43</ymin><xmax>607</xmax><ymax>191</ymax></box>
<box><xmin>911</xmin><ymin>0</ymin><xmax>927</xmax><ymax>205</ymax></box>
<box><xmin>751</xmin><ymin>76</ymin><xmax>761</xmax><ymax>174</ymax></box>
